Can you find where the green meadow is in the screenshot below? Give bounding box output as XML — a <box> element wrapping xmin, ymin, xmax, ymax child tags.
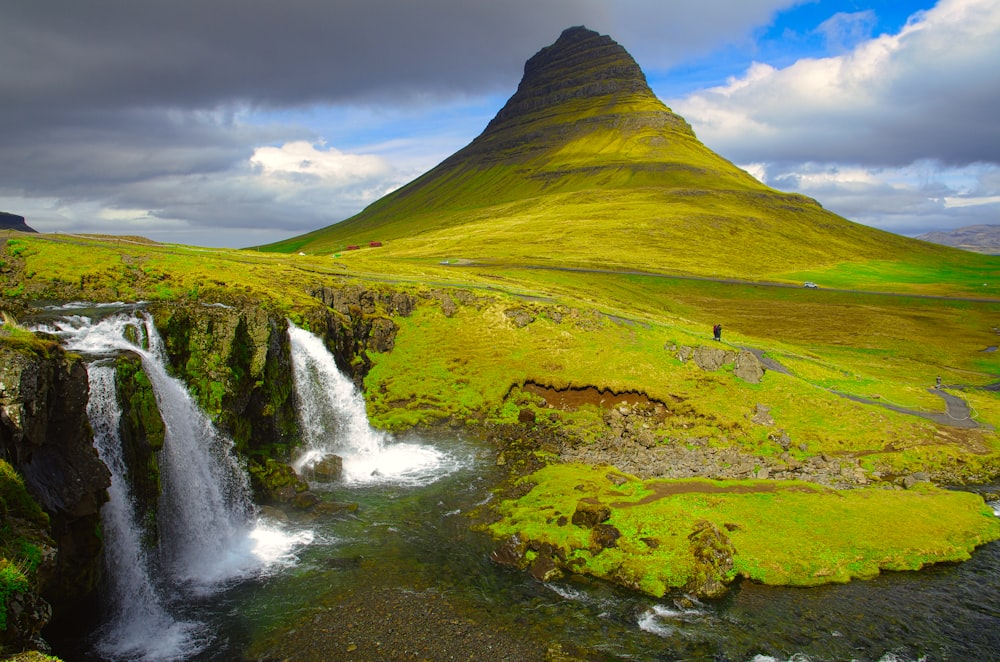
<box><xmin>4</xmin><ymin>229</ymin><xmax>1000</xmax><ymax>595</ymax></box>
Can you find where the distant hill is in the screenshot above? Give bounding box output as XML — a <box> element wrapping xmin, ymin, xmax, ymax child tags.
<box><xmin>259</xmin><ymin>26</ymin><xmax>956</xmax><ymax>279</ymax></box>
<box><xmin>0</xmin><ymin>212</ymin><xmax>37</xmax><ymax>233</ymax></box>
<box><xmin>917</xmin><ymin>225</ymin><xmax>1000</xmax><ymax>254</ymax></box>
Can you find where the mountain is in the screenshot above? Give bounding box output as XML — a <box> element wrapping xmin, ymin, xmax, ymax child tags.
<box><xmin>261</xmin><ymin>26</ymin><xmax>951</xmax><ymax>278</ymax></box>
<box><xmin>0</xmin><ymin>212</ymin><xmax>37</xmax><ymax>233</ymax></box>
<box><xmin>917</xmin><ymin>224</ymin><xmax>1000</xmax><ymax>254</ymax></box>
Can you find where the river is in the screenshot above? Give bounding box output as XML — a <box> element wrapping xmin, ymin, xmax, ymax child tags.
<box><xmin>51</xmin><ymin>424</ymin><xmax>1000</xmax><ymax>661</ymax></box>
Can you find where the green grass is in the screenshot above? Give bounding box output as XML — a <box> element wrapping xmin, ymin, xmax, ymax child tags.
<box><xmin>0</xmin><ymin>460</ymin><xmax>49</xmax><ymax>631</ymax></box>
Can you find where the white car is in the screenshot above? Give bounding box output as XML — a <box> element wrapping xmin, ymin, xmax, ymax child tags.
<box><xmin>803</xmin><ymin>281</ymin><xmax>818</xmax><ymax>288</ymax></box>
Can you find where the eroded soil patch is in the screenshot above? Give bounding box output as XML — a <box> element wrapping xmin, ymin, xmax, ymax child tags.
<box><xmin>523</xmin><ymin>381</ymin><xmax>668</xmax><ymax>410</ymax></box>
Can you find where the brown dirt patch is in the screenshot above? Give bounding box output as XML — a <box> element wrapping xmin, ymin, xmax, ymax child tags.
<box><xmin>523</xmin><ymin>381</ymin><xmax>665</xmax><ymax>410</ymax></box>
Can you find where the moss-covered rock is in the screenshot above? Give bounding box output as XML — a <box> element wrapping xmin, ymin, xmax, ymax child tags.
<box><xmin>247</xmin><ymin>458</ymin><xmax>309</xmax><ymax>505</ymax></box>
<box><xmin>113</xmin><ymin>352</ymin><xmax>164</xmax><ymax>548</ymax></box>
<box><xmin>0</xmin><ymin>339</ymin><xmax>110</xmax><ymax>648</ymax></box>
<box><xmin>150</xmin><ymin>303</ymin><xmax>299</xmax><ymax>459</ymax></box>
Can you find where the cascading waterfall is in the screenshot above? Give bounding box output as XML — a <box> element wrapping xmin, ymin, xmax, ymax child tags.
<box><xmin>86</xmin><ymin>363</ymin><xmax>203</xmax><ymax>660</ymax></box>
<box><xmin>37</xmin><ymin>306</ymin><xmax>311</xmax><ymax>661</ymax></box>
<box><xmin>287</xmin><ymin>322</ymin><xmax>457</xmax><ymax>486</ymax></box>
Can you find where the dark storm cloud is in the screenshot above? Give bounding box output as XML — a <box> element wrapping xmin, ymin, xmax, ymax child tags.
<box><xmin>0</xmin><ymin>0</ymin><xmax>799</xmax><ymax>112</ymax></box>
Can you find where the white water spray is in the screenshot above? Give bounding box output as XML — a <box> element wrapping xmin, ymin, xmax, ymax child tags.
<box><xmin>38</xmin><ymin>308</ymin><xmax>311</xmax><ymax>660</ymax></box>
<box><xmin>287</xmin><ymin>322</ymin><xmax>457</xmax><ymax>486</ymax></box>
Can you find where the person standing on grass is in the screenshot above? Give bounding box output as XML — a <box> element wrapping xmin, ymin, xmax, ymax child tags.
<box><xmin>713</xmin><ymin>324</ymin><xmax>722</xmax><ymax>341</ymax></box>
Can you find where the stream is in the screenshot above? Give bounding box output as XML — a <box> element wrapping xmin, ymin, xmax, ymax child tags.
<box><xmin>33</xmin><ymin>304</ymin><xmax>1000</xmax><ymax>661</ymax></box>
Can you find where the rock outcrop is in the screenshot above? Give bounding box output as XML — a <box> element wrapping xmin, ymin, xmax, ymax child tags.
<box><xmin>113</xmin><ymin>351</ymin><xmax>165</xmax><ymax>548</ymax></box>
<box><xmin>678</xmin><ymin>345</ymin><xmax>767</xmax><ymax>384</ymax></box>
<box><xmin>0</xmin><ymin>337</ymin><xmax>110</xmax><ymax>645</ymax></box>
<box><xmin>151</xmin><ymin>303</ymin><xmax>299</xmax><ymax>459</ymax></box>
<box><xmin>307</xmin><ymin>285</ymin><xmax>414</xmax><ymax>386</ymax></box>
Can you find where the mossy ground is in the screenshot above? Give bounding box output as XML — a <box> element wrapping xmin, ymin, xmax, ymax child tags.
<box><xmin>488</xmin><ymin>463</ymin><xmax>1000</xmax><ymax>596</ymax></box>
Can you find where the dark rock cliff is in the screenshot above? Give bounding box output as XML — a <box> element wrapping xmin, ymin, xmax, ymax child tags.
<box><xmin>0</xmin><ymin>338</ymin><xmax>110</xmax><ymax>647</ymax></box>
<box><xmin>0</xmin><ymin>212</ymin><xmax>37</xmax><ymax>234</ymax></box>
<box><xmin>113</xmin><ymin>351</ymin><xmax>165</xmax><ymax>549</ymax></box>
<box><xmin>150</xmin><ymin>303</ymin><xmax>300</xmax><ymax>460</ymax></box>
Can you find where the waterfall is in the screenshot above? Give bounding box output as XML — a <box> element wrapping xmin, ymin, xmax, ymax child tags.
<box><xmin>87</xmin><ymin>363</ymin><xmax>203</xmax><ymax>660</ymax></box>
<box><xmin>287</xmin><ymin>322</ymin><xmax>456</xmax><ymax>486</ymax></box>
<box><xmin>37</xmin><ymin>306</ymin><xmax>311</xmax><ymax>661</ymax></box>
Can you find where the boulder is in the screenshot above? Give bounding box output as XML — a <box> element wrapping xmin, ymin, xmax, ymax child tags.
<box><xmin>504</xmin><ymin>308</ymin><xmax>535</xmax><ymax>328</ymax></box>
<box><xmin>685</xmin><ymin>520</ymin><xmax>736</xmax><ymax>599</ymax></box>
<box><xmin>751</xmin><ymin>404</ymin><xmax>775</xmax><ymax>426</ymax></box>
<box><xmin>733</xmin><ymin>350</ymin><xmax>766</xmax><ymax>384</ymax></box>
<box><xmin>590</xmin><ymin>523</ymin><xmax>621</xmax><ymax>550</ymax></box>
<box><xmin>490</xmin><ymin>535</ymin><xmax>527</xmax><ymax>568</ymax></box>
<box><xmin>432</xmin><ymin>290</ymin><xmax>458</xmax><ymax>317</ymax></box>
<box><xmin>692</xmin><ymin>346</ymin><xmax>736</xmax><ymax>372</ymax></box>
<box><xmin>571</xmin><ymin>498</ymin><xmax>611</xmax><ymax>528</ymax></box>
<box><xmin>312</xmin><ymin>454</ymin><xmax>344</xmax><ymax>481</ymax></box>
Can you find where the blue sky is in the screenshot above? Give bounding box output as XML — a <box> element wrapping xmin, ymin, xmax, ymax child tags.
<box><xmin>1</xmin><ymin>0</ymin><xmax>997</xmax><ymax>247</ymax></box>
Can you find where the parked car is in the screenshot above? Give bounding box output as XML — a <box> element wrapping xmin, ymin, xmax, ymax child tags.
<box><xmin>803</xmin><ymin>281</ymin><xmax>818</xmax><ymax>288</ymax></box>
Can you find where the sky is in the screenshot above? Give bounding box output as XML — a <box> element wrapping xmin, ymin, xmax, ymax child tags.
<box><xmin>1</xmin><ymin>0</ymin><xmax>998</xmax><ymax>248</ymax></box>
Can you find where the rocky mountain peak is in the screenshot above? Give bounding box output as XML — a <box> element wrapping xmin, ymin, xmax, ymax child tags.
<box><xmin>487</xmin><ymin>26</ymin><xmax>653</xmax><ymax>129</ymax></box>
<box><xmin>439</xmin><ymin>26</ymin><xmax>692</xmax><ymax>169</ymax></box>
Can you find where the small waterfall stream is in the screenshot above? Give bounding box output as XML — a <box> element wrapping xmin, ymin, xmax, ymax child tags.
<box><xmin>38</xmin><ymin>306</ymin><xmax>311</xmax><ymax>661</ymax></box>
<box><xmin>287</xmin><ymin>322</ymin><xmax>459</xmax><ymax>485</ymax></box>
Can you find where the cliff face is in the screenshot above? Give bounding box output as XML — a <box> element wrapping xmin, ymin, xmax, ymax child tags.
<box><xmin>114</xmin><ymin>351</ymin><xmax>165</xmax><ymax>549</ymax></box>
<box><xmin>0</xmin><ymin>337</ymin><xmax>111</xmax><ymax>647</ymax></box>
<box><xmin>151</xmin><ymin>304</ymin><xmax>300</xmax><ymax>460</ymax></box>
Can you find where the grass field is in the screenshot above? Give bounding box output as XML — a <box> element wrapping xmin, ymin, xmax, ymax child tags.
<box><xmin>4</xmin><ymin>230</ymin><xmax>1000</xmax><ymax>593</ymax></box>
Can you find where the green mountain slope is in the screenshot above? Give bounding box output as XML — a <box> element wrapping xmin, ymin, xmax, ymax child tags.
<box><xmin>260</xmin><ymin>26</ymin><xmax>955</xmax><ymax>279</ymax></box>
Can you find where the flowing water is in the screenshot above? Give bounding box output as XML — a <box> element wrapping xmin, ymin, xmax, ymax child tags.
<box><xmin>33</xmin><ymin>305</ymin><xmax>1000</xmax><ymax>661</ymax></box>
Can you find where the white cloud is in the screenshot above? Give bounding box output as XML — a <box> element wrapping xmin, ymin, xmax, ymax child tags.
<box><xmin>754</xmin><ymin>161</ymin><xmax>1000</xmax><ymax>235</ymax></box>
<box><xmin>673</xmin><ymin>0</ymin><xmax>1000</xmax><ymax>166</ymax></box>
<box><xmin>816</xmin><ymin>10</ymin><xmax>878</xmax><ymax>52</ymax></box>
<box><xmin>671</xmin><ymin>0</ymin><xmax>1000</xmax><ymax>234</ymax></box>
<box><xmin>249</xmin><ymin>141</ymin><xmax>391</xmax><ymax>184</ymax></box>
